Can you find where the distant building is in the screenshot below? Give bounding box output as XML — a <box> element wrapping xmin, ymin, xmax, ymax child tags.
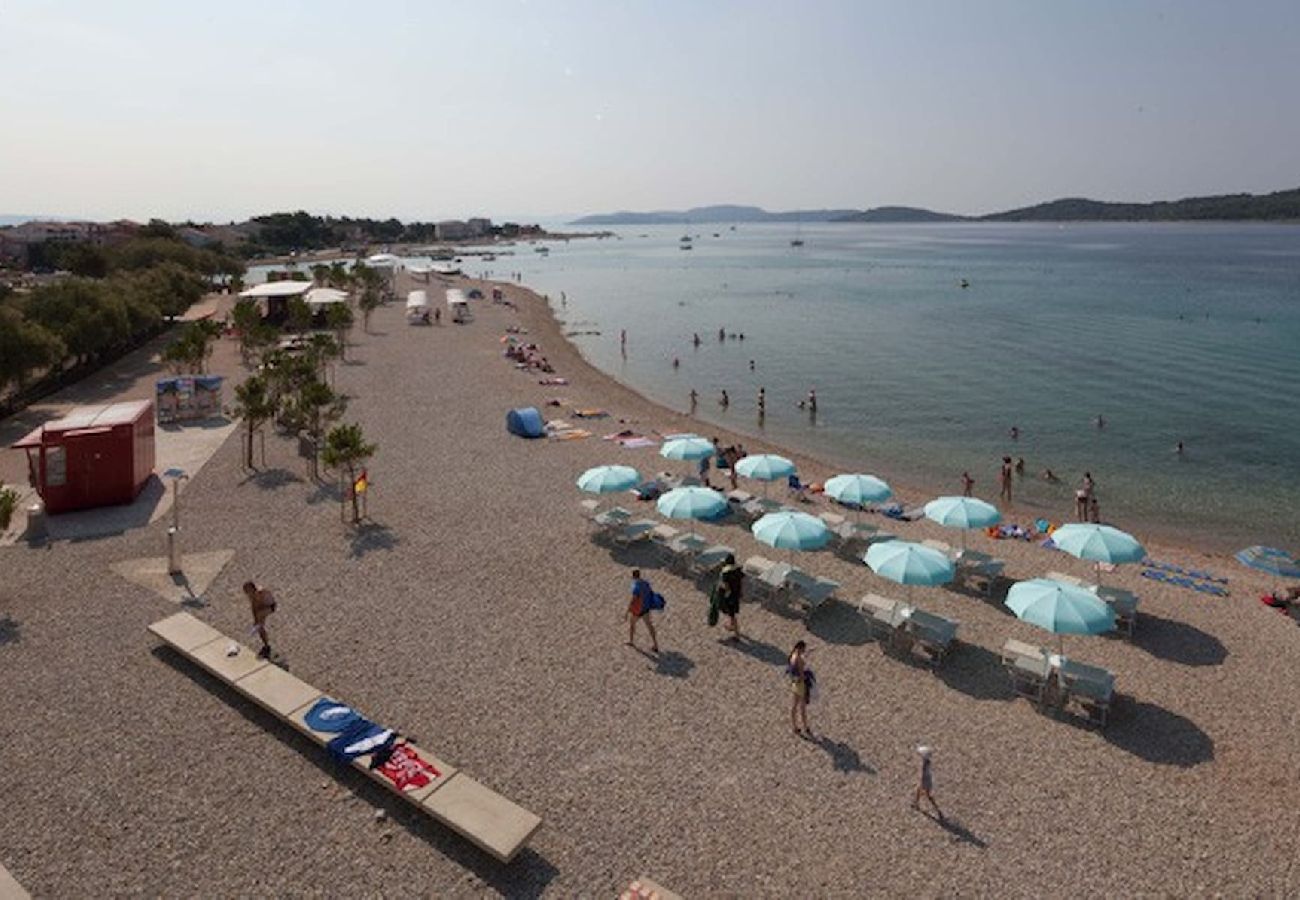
<box><xmin>466</xmin><ymin>217</ymin><xmax>492</xmax><ymax>237</ymax></box>
<box><xmin>434</xmin><ymin>220</ymin><xmax>471</xmax><ymax>241</ymax></box>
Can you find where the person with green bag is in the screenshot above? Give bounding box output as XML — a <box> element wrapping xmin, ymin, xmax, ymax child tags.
<box><xmin>709</xmin><ymin>555</ymin><xmax>744</xmax><ymax>642</ymax></box>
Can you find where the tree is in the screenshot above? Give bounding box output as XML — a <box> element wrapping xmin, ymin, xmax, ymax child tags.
<box><xmin>24</xmin><ymin>278</ymin><xmax>131</xmax><ymax>365</ymax></box>
<box><xmin>281</xmin><ymin>375</ymin><xmax>346</xmax><ymax>479</ymax></box>
<box><xmin>305</xmin><ymin>333</ymin><xmax>341</xmax><ymax>378</ymax></box>
<box><xmin>138</xmin><ymin>218</ymin><xmax>178</xmax><ymax>240</ymax></box>
<box><xmin>231</xmin><ymin>298</ymin><xmax>275</xmax><ymax>364</ymax></box>
<box><xmin>0</xmin><ymin>306</ymin><xmax>65</xmax><ymax>394</ymax></box>
<box><xmin>161</xmin><ymin>320</ymin><xmax>221</xmax><ymax>374</ymax></box>
<box><xmin>286</xmin><ymin>295</ymin><xmax>314</xmax><ymax>334</ymax></box>
<box><xmin>326</xmin><ymin>262</ymin><xmax>350</xmax><ymax>288</ymax></box>
<box><xmin>358</xmin><ymin>286</ymin><xmax>381</xmax><ymax>333</ymax></box>
<box><xmin>324</xmin><ymin>302</ymin><xmax>354</xmax><ymax>359</ymax></box>
<box><xmin>311</xmin><ymin>263</ymin><xmax>331</xmax><ymax>285</ymax></box>
<box><xmin>232</xmin><ymin>374</ymin><xmax>276</xmax><ymax>469</ymax></box>
<box><xmin>321</xmin><ymin>423</ymin><xmax>376</xmax><ymax>524</ymax></box>
<box><xmin>57</xmin><ymin>242</ymin><xmax>110</xmax><ymax>278</ymax></box>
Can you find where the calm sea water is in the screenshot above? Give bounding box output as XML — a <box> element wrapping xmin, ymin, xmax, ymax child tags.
<box><xmin>487</xmin><ymin>222</ymin><xmax>1300</xmax><ymax>552</ymax></box>
<box><xmin>248</xmin><ymin>223</ymin><xmax>1299</xmax><ymax>550</ymax></box>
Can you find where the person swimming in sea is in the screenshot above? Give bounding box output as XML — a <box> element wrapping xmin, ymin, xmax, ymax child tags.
<box><xmin>1009</xmin><ymin>425</ymin><xmax>1020</xmax><ymax>440</ymax></box>
<box><xmin>1041</xmin><ymin>468</ymin><xmax>1060</xmax><ymax>483</ymax></box>
<box><xmin>720</xmin><ymin>389</ymin><xmax>730</xmax><ymax>408</ymax></box>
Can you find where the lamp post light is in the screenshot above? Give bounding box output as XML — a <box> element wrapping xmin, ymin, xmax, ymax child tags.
<box><xmin>163</xmin><ymin>468</ymin><xmax>189</xmax><ymax>575</ymax></box>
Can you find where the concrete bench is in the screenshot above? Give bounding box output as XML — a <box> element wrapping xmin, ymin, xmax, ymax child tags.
<box><xmin>149</xmin><ymin>612</ymin><xmax>541</xmax><ymax>862</ymax></box>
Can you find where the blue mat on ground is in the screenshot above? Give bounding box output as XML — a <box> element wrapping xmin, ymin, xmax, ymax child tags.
<box><xmin>1141</xmin><ymin>568</ymin><xmax>1229</xmax><ymax>597</ymax></box>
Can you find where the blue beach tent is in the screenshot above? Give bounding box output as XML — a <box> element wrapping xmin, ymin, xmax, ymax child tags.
<box><xmin>506</xmin><ymin>407</ymin><xmax>545</xmax><ymax>439</ymax></box>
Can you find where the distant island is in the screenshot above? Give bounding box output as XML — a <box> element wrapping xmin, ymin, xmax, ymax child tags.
<box><xmin>570</xmin><ymin>187</ymin><xmax>1300</xmax><ymax>225</ymax></box>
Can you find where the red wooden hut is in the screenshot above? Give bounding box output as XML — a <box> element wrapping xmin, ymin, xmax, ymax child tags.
<box><xmin>11</xmin><ymin>400</ymin><xmax>156</xmax><ymax>514</ymax></box>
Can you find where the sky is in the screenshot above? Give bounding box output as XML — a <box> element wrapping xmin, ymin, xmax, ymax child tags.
<box><xmin>1</xmin><ymin>0</ymin><xmax>1298</xmax><ymax>222</ymax></box>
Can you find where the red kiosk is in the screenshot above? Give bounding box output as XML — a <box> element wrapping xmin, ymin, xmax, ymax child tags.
<box><xmin>11</xmin><ymin>400</ymin><xmax>156</xmax><ymax>514</ymax></box>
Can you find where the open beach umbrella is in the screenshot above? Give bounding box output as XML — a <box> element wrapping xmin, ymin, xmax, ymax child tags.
<box><xmin>657</xmin><ymin>486</ymin><xmax>727</xmax><ymax>540</ymax></box>
<box><xmin>752</xmin><ymin>511</ymin><xmax>831</xmax><ymax>562</ymax></box>
<box><xmin>1006</xmin><ymin>578</ymin><xmax>1116</xmax><ymax>654</ymax></box>
<box><xmin>659</xmin><ymin>436</ymin><xmax>716</xmax><ymax>482</ymax></box>
<box><xmin>1235</xmin><ymin>546</ymin><xmax>1300</xmax><ymax>579</ymax></box>
<box><xmin>1050</xmin><ymin>523</ymin><xmax>1145</xmax><ymax>585</ymax></box>
<box><xmin>735</xmin><ymin>453</ymin><xmax>796</xmax><ymax>497</ymax></box>
<box><xmin>576</xmin><ymin>465</ymin><xmax>640</xmax><ymax>495</ymax></box>
<box><xmin>864</xmin><ymin>540</ymin><xmax>954</xmax><ymax>602</ymax></box>
<box><xmin>824</xmin><ymin>473</ymin><xmax>892</xmax><ymax>507</ymax></box>
<box><xmin>924</xmin><ymin>495</ymin><xmax>1001</xmax><ymax>550</ymax></box>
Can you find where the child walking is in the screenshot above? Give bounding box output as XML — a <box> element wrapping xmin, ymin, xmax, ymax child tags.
<box><xmin>912</xmin><ymin>745</ymin><xmax>943</xmax><ymax>822</ymax></box>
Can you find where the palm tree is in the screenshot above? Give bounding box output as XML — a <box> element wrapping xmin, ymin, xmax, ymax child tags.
<box><xmin>232</xmin><ymin>374</ymin><xmax>277</xmax><ymax>469</ymax></box>
<box><xmin>321</xmin><ymin>423</ymin><xmax>377</xmax><ymax>524</ymax></box>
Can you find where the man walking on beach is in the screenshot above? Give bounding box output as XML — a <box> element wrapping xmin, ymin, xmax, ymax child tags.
<box><xmin>626</xmin><ymin>569</ymin><xmax>660</xmax><ymax>654</ymax></box>
<box><xmin>242</xmin><ymin>580</ymin><xmax>277</xmax><ymax>660</ymax></box>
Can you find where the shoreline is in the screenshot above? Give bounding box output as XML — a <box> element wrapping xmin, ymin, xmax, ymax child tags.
<box><xmin>493</xmin><ymin>275</ymin><xmax>1241</xmax><ymax>567</ymax></box>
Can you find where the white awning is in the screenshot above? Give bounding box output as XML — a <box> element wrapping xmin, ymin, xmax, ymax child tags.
<box><xmin>305</xmin><ymin>287</ymin><xmax>349</xmax><ymax>308</ymax></box>
<box><xmin>239</xmin><ymin>281</ymin><xmax>313</xmax><ymax>298</ymax></box>
<box><xmin>406</xmin><ymin>290</ymin><xmax>429</xmax><ymax>310</ymax></box>
<box><xmin>446</xmin><ymin>288</ymin><xmax>468</xmax><ymax>307</ymax></box>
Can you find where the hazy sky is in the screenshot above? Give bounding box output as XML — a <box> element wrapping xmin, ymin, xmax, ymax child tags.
<box><xmin>2</xmin><ymin>0</ymin><xmax>1298</xmax><ymax>221</ymax></box>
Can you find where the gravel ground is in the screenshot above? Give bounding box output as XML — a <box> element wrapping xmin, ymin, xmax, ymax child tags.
<box><xmin>1</xmin><ymin>273</ymin><xmax>1298</xmax><ymax>896</ymax></box>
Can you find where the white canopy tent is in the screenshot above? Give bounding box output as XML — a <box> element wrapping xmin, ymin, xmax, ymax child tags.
<box><xmin>305</xmin><ymin>287</ymin><xmax>349</xmax><ymax>311</ymax></box>
<box><xmin>238</xmin><ymin>281</ymin><xmax>313</xmax><ymax>299</ymax></box>
<box><xmin>406</xmin><ymin>290</ymin><xmax>429</xmax><ymax>312</ymax></box>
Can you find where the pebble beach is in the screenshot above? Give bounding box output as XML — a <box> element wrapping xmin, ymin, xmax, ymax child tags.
<box><xmin>2</xmin><ymin>271</ymin><xmax>1299</xmax><ymax>896</ymax></box>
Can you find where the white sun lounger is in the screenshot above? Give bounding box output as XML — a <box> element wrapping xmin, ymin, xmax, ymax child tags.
<box><xmin>148</xmin><ymin>612</ymin><xmax>541</xmax><ymax>862</ymax></box>
<box><xmin>784</xmin><ymin>569</ymin><xmax>839</xmax><ymax>615</ymax></box>
<box><xmin>1001</xmin><ymin>638</ymin><xmax>1050</xmax><ymax>707</ymax></box>
<box><xmin>1046</xmin><ymin>571</ymin><xmax>1138</xmax><ymax>636</ymax></box>
<box><xmin>1058</xmin><ymin>658</ymin><xmax>1115</xmax><ymax>727</ymax></box>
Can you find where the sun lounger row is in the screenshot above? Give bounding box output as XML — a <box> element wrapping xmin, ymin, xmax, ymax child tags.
<box><xmin>148</xmin><ymin>612</ymin><xmax>542</xmax><ymax>862</ymax></box>
<box><xmin>818</xmin><ymin>512</ymin><xmax>897</xmax><ymax>555</ymax></box>
<box><xmin>920</xmin><ymin>539</ymin><xmax>1006</xmax><ymax>597</ymax></box>
<box><xmin>857</xmin><ymin>594</ymin><xmax>959</xmax><ymax>667</ymax></box>
<box><xmin>743</xmin><ymin>555</ymin><xmax>840</xmax><ymax>616</ymax></box>
<box><xmin>1000</xmin><ymin>638</ymin><xmax>1115</xmax><ymax>727</ymax></box>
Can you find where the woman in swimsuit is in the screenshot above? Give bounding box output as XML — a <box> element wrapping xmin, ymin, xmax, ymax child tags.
<box><xmin>787</xmin><ymin>641</ymin><xmax>814</xmax><ymax>737</ymax></box>
<box><xmin>243</xmin><ymin>580</ymin><xmax>277</xmax><ymax>659</ymax></box>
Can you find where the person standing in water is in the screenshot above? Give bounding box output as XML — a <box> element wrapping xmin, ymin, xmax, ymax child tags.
<box><xmin>718</xmin><ymin>327</ymin><xmax>726</xmax><ymax>342</ymax></box>
<box><xmin>757</xmin><ymin>387</ymin><xmax>766</xmax><ymax>415</ymax></box>
<box><xmin>693</xmin><ymin>332</ymin><xmax>701</xmax><ymax>347</ymax></box>
<box><xmin>689</xmin><ymin>388</ymin><xmax>698</xmax><ymax>413</ymax></box>
<box><xmin>720</xmin><ymin>389</ymin><xmax>730</xmax><ymax>408</ymax></box>
<box><xmin>807</xmin><ymin>389</ymin><xmax>818</xmax><ymax>414</ymax></box>
<box><xmin>999</xmin><ymin>456</ymin><xmax>1013</xmax><ymax>506</ymax></box>
<box><xmin>961</xmin><ymin>471</ymin><xmax>975</xmax><ymax>497</ymax></box>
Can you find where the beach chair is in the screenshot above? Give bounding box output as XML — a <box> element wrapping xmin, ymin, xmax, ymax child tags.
<box><xmin>784</xmin><ymin>568</ymin><xmax>840</xmax><ymax>615</ymax></box>
<box><xmin>953</xmin><ymin>550</ymin><xmax>1005</xmax><ymax>597</ymax></box>
<box><xmin>903</xmin><ymin>609</ymin><xmax>959</xmax><ymax>667</ymax></box>
<box><xmin>608</xmin><ymin>519</ymin><xmax>657</xmax><ymax>548</ymax></box>
<box><xmin>1094</xmin><ymin>586</ymin><xmax>1139</xmax><ymax>637</ymax></box>
<box><xmin>688</xmin><ymin>544</ymin><xmax>735</xmax><ymax>581</ymax></box>
<box><xmin>857</xmin><ymin>593</ymin><xmax>906</xmax><ymax>646</ymax></box>
<box><xmin>650</xmin><ymin>524</ymin><xmax>682</xmax><ymax>566</ymax></box>
<box><xmin>832</xmin><ymin>521</ymin><xmax>896</xmax><ymax>557</ymax></box>
<box><xmin>726</xmin><ymin>489</ymin><xmax>754</xmax><ymax>506</ymax></box>
<box><xmin>579</xmin><ymin>498</ymin><xmax>600</xmax><ymax>519</ymax></box>
<box><xmin>819</xmin><ymin>511</ymin><xmax>847</xmax><ymax>529</ymax></box>
<box><xmin>1058</xmin><ymin>658</ymin><xmax>1115</xmax><ymax>727</ymax></box>
<box><xmin>742</xmin><ymin>556</ymin><xmax>789</xmax><ymax>603</ymax></box>
<box><xmin>1001</xmin><ymin>638</ymin><xmax>1050</xmax><ymax>707</ymax></box>
<box><xmin>148</xmin><ymin>612</ymin><xmax>541</xmax><ymax>862</ymax></box>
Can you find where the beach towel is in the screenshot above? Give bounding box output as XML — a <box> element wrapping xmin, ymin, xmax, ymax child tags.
<box><xmin>573</xmin><ymin>408</ymin><xmax>610</xmax><ymax>419</ymax></box>
<box><xmin>326</xmin><ymin>719</ymin><xmax>396</xmax><ymax>763</ymax></box>
<box><xmin>552</xmin><ymin>429</ymin><xmax>592</xmax><ymax>441</ymax></box>
<box><xmin>304</xmin><ymin>698</ymin><xmax>364</xmax><ymax>734</ymax></box>
<box><xmin>374</xmin><ymin>741</ymin><xmax>440</xmax><ymax>791</ymax></box>
<box><xmin>621</xmin><ymin>437</ymin><xmax>658</xmax><ymax>449</ymax></box>
<box><xmin>538</xmin><ymin>377</ymin><xmax>568</xmax><ymax>386</ymax></box>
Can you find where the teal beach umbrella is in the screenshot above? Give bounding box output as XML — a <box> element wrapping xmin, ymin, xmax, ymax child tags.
<box><xmin>735</xmin><ymin>453</ymin><xmax>796</xmax><ymax>498</ymax></box>
<box><xmin>752</xmin><ymin>510</ymin><xmax>831</xmax><ymax>553</ymax></box>
<box><xmin>1005</xmin><ymin>578</ymin><xmax>1116</xmax><ymax>653</ymax></box>
<box><xmin>924</xmin><ymin>495</ymin><xmax>1001</xmax><ymax>549</ymax></box>
<box><xmin>823</xmin><ymin>473</ymin><xmax>892</xmax><ymax>507</ymax></box>
<box><xmin>864</xmin><ymin>540</ymin><xmax>954</xmax><ymax>601</ymax></box>
<box><xmin>1050</xmin><ymin>523</ymin><xmax>1145</xmax><ymax>585</ymax></box>
<box><xmin>576</xmin><ymin>465</ymin><xmax>640</xmax><ymax>494</ymax></box>
<box><xmin>660</xmin><ymin>437</ymin><xmax>714</xmax><ymax>461</ymax></box>
<box><xmin>657</xmin><ymin>486</ymin><xmax>727</xmax><ymax>539</ymax></box>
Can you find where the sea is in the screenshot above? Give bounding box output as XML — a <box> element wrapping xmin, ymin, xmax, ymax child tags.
<box><xmin>254</xmin><ymin>222</ymin><xmax>1300</xmax><ymax>553</ymax></box>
